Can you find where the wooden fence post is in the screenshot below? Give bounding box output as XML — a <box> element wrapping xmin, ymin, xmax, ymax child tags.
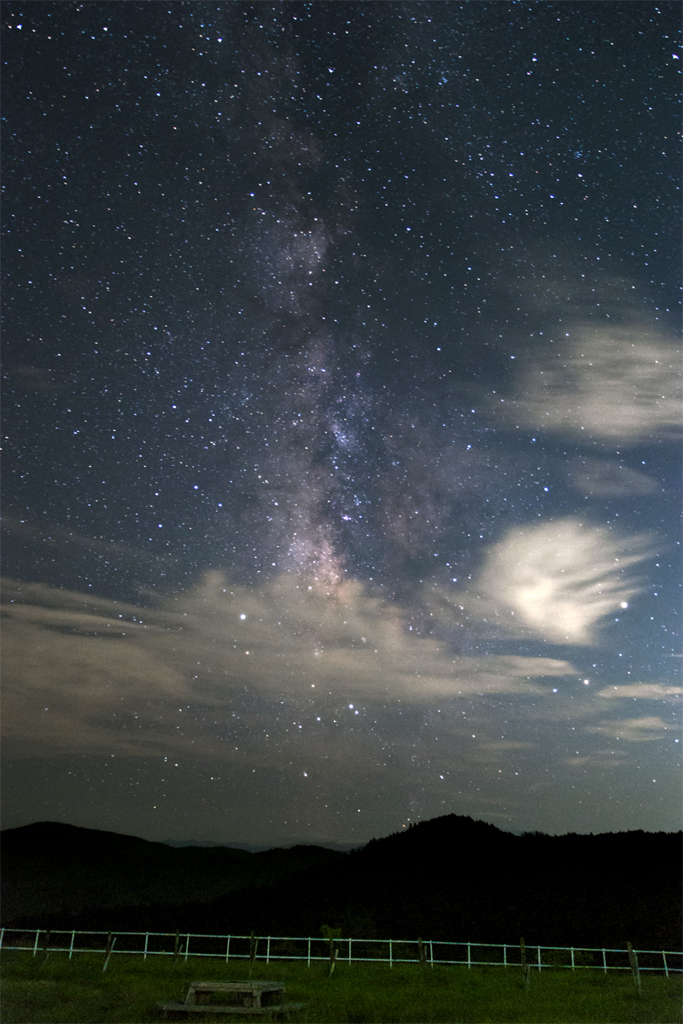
<box><xmin>627</xmin><ymin>942</ymin><xmax>641</xmax><ymax>995</ymax></box>
<box><xmin>102</xmin><ymin>933</ymin><xmax>116</xmax><ymax>972</ymax></box>
<box><xmin>249</xmin><ymin>932</ymin><xmax>258</xmax><ymax>979</ymax></box>
<box><xmin>320</xmin><ymin>926</ymin><xmax>341</xmax><ymax>977</ymax></box>
<box><xmin>520</xmin><ymin>938</ymin><xmax>530</xmax><ymax>991</ymax></box>
<box><xmin>173</xmin><ymin>930</ymin><xmax>185</xmax><ymax>967</ymax></box>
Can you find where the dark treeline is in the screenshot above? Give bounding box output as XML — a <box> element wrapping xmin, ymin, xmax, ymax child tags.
<box><xmin>2</xmin><ymin>815</ymin><xmax>680</xmax><ymax>950</ymax></box>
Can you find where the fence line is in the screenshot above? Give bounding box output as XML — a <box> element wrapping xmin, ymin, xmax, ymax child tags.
<box><xmin>1</xmin><ymin>929</ymin><xmax>680</xmax><ymax>976</ymax></box>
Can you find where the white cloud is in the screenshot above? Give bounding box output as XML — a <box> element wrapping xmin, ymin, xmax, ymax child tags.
<box><xmin>472</xmin><ymin>518</ymin><xmax>653</xmax><ymax>644</ymax></box>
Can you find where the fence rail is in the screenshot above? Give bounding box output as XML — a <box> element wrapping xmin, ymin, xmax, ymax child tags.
<box><xmin>1</xmin><ymin>929</ymin><xmax>680</xmax><ymax>977</ymax></box>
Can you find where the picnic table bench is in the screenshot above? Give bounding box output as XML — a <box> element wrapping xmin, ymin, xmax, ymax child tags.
<box><xmin>157</xmin><ymin>980</ymin><xmax>305</xmax><ymax>1018</ymax></box>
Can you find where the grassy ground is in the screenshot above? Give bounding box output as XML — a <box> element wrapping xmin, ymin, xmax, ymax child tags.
<box><xmin>0</xmin><ymin>950</ymin><xmax>680</xmax><ymax>1024</ymax></box>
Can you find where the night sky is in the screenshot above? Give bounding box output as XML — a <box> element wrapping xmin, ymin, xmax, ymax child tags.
<box><xmin>2</xmin><ymin>1</ymin><xmax>681</xmax><ymax>848</ymax></box>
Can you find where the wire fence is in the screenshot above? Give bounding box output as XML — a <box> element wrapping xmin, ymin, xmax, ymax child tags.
<box><xmin>1</xmin><ymin>929</ymin><xmax>680</xmax><ymax>977</ymax></box>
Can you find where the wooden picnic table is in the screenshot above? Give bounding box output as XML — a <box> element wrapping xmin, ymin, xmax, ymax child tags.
<box><xmin>157</xmin><ymin>979</ymin><xmax>305</xmax><ymax>1018</ymax></box>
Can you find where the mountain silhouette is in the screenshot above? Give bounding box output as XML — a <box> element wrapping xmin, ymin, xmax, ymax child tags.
<box><xmin>2</xmin><ymin>815</ymin><xmax>680</xmax><ymax>950</ymax></box>
<box><xmin>1</xmin><ymin>821</ymin><xmax>343</xmax><ymax>925</ymax></box>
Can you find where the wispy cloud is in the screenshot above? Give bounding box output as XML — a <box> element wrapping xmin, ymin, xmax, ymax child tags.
<box><xmin>567</xmin><ymin>458</ymin><xmax>661</xmax><ymax>498</ymax></box>
<box><xmin>585</xmin><ymin>716</ymin><xmax>675</xmax><ymax>742</ymax></box>
<box><xmin>503</xmin><ymin>322</ymin><xmax>680</xmax><ymax>444</ymax></box>
<box><xmin>597</xmin><ymin>683</ymin><xmax>683</xmax><ymax>700</ymax></box>
<box><xmin>565</xmin><ymin>752</ymin><xmax>629</xmax><ymax>768</ymax></box>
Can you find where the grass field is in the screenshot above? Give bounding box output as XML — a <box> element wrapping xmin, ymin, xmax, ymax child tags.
<box><xmin>0</xmin><ymin>950</ymin><xmax>680</xmax><ymax>1024</ymax></box>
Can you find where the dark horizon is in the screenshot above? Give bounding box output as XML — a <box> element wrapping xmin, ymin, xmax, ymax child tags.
<box><xmin>3</xmin><ymin>813</ymin><xmax>680</xmax><ymax>854</ymax></box>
